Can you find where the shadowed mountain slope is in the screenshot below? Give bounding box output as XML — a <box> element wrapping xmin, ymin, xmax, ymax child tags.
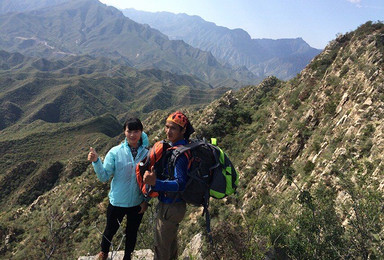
<box><xmin>0</xmin><ymin>0</ymin><xmax>69</xmax><ymax>14</ymax></box>
<box><xmin>0</xmin><ymin>50</ymin><xmax>228</xmax><ymax>130</ymax></box>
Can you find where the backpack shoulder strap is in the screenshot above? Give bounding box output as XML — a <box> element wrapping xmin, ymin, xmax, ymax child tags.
<box><xmin>175</xmin><ymin>140</ymin><xmax>205</xmax><ymax>153</ymax></box>
<box><xmin>168</xmin><ymin>140</ymin><xmax>205</xmax><ymax>170</ymax></box>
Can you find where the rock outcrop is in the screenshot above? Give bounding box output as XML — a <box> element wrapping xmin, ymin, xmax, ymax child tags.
<box><xmin>78</xmin><ymin>249</ymin><xmax>154</xmax><ymax>260</ymax></box>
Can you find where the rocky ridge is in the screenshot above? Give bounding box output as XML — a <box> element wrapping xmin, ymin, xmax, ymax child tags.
<box><xmin>184</xmin><ymin>21</ymin><xmax>384</xmax><ymax>258</ymax></box>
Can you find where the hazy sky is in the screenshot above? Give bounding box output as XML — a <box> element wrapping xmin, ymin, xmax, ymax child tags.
<box><xmin>99</xmin><ymin>0</ymin><xmax>383</xmax><ymax>49</ymax></box>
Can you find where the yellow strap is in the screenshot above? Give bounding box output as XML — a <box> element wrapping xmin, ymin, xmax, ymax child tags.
<box><xmin>211</xmin><ymin>138</ymin><xmax>217</xmax><ymax>145</ymax></box>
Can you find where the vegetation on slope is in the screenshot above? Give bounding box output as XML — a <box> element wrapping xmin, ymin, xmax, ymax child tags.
<box><xmin>0</xmin><ymin>21</ymin><xmax>383</xmax><ymax>259</ymax></box>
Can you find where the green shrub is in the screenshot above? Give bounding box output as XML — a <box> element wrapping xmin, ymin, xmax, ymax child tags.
<box><xmin>362</xmin><ymin>123</ymin><xmax>375</xmax><ymax>137</ymax></box>
<box><xmin>326</xmin><ymin>75</ymin><xmax>341</xmax><ymax>86</ymax></box>
<box><xmin>324</xmin><ymin>100</ymin><xmax>337</xmax><ymax>115</ymax></box>
<box><xmin>340</xmin><ymin>65</ymin><xmax>349</xmax><ymax>77</ymax></box>
<box><xmin>303</xmin><ymin>161</ymin><xmax>315</xmax><ymax>174</ymax></box>
<box><xmin>309</xmin><ymin>48</ymin><xmax>339</xmax><ymax>78</ymax></box>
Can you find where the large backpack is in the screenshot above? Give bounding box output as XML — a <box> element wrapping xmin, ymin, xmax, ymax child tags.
<box><xmin>170</xmin><ymin>138</ymin><xmax>238</xmax><ymax>238</ymax></box>
<box><xmin>168</xmin><ymin>138</ymin><xmax>238</xmax><ymax>202</ymax></box>
<box><xmin>136</xmin><ymin>138</ymin><xmax>239</xmax><ymax>237</ymax></box>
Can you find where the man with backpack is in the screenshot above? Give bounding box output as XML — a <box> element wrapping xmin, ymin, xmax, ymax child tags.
<box><xmin>143</xmin><ymin>111</ymin><xmax>194</xmax><ymax>260</ymax></box>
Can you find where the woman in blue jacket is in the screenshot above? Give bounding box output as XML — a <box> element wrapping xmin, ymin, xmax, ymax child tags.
<box><xmin>88</xmin><ymin>118</ymin><xmax>149</xmax><ymax>260</ymax></box>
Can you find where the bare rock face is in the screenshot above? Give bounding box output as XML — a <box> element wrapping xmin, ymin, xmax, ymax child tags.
<box><xmin>78</xmin><ymin>249</ymin><xmax>154</xmax><ymax>260</ymax></box>
<box><xmin>181</xmin><ymin>233</ymin><xmax>204</xmax><ymax>260</ymax></box>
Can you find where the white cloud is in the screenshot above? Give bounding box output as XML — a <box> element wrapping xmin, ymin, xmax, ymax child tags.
<box><xmin>346</xmin><ymin>0</ymin><xmax>362</xmax><ymax>8</ymax></box>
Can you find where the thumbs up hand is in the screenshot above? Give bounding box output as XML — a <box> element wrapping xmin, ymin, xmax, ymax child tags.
<box><xmin>143</xmin><ymin>166</ymin><xmax>156</xmax><ymax>186</ymax></box>
<box><xmin>88</xmin><ymin>147</ymin><xmax>99</xmax><ymax>162</ymax></box>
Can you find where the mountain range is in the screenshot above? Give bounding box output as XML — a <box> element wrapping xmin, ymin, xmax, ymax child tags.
<box><xmin>0</xmin><ymin>0</ymin><xmax>258</xmax><ymax>88</ymax></box>
<box><xmin>122</xmin><ymin>9</ymin><xmax>322</xmax><ymax>80</ymax></box>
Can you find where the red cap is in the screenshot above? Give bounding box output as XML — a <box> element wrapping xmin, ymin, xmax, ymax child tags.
<box><xmin>166</xmin><ymin>111</ymin><xmax>189</xmax><ymax>128</ymax></box>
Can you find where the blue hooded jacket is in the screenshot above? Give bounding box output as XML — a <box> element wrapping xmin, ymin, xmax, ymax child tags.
<box><xmin>92</xmin><ymin>132</ymin><xmax>149</xmax><ymax>207</ymax></box>
<box><xmin>153</xmin><ymin>139</ymin><xmax>189</xmax><ymax>204</ymax></box>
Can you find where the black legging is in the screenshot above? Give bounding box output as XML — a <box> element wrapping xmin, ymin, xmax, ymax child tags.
<box><xmin>101</xmin><ymin>203</ymin><xmax>144</xmax><ymax>260</ymax></box>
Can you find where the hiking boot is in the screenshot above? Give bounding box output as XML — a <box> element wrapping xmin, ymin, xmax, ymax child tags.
<box><xmin>96</xmin><ymin>251</ymin><xmax>108</xmax><ymax>260</ymax></box>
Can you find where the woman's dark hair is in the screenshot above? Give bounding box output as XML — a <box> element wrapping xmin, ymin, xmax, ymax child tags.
<box><xmin>123</xmin><ymin>118</ymin><xmax>143</xmax><ymax>131</ymax></box>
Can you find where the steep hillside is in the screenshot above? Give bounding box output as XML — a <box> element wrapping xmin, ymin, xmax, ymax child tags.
<box><xmin>185</xmin><ymin>21</ymin><xmax>384</xmax><ymax>259</ymax></box>
<box><xmin>122</xmin><ymin>9</ymin><xmax>321</xmax><ymax>80</ymax></box>
<box><xmin>0</xmin><ymin>113</ymin><xmax>122</xmax><ymax>203</ymax></box>
<box><xmin>0</xmin><ymin>0</ymin><xmax>259</xmax><ymax>87</ymax></box>
<box><xmin>0</xmin><ymin>21</ymin><xmax>383</xmax><ymax>259</ymax></box>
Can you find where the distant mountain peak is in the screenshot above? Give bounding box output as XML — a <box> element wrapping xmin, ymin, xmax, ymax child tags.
<box><xmin>122</xmin><ymin>9</ymin><xmax>321</xmax><ymax>80</ymax></box>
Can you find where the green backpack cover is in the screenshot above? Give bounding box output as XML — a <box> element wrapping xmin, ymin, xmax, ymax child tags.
<box><xmin>209</xmin><ymin>138</ymin><xmax>239</xmax><ymax>199</ymax></box>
